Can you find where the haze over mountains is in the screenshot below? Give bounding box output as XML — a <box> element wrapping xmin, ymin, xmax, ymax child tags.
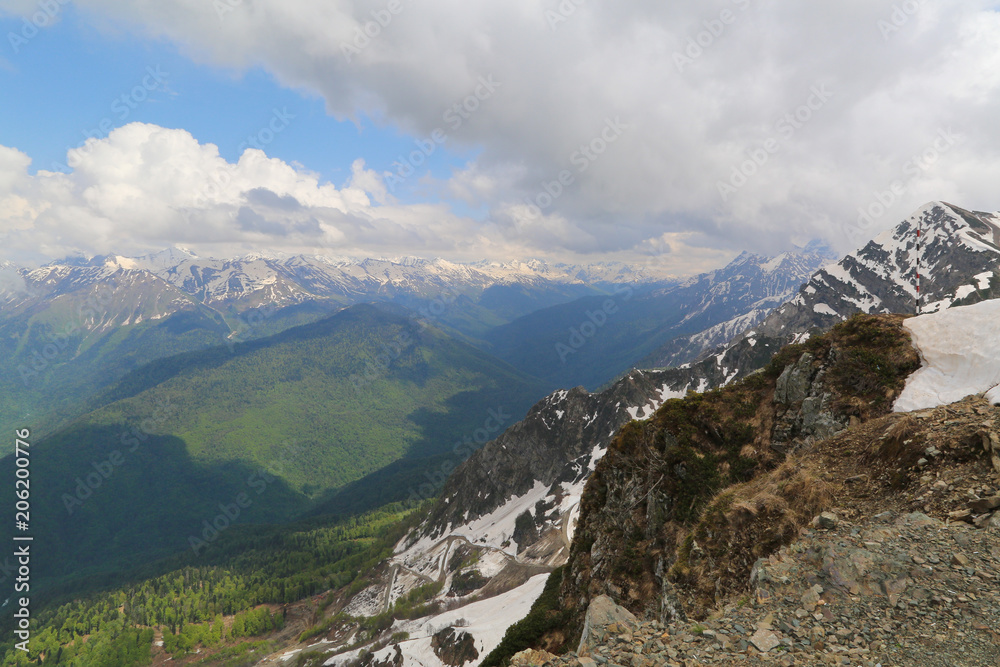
<box><xmin>309</xmin><ymin>201</ymin><xmax>1000</xmax><ymax>666</ymax></box>
<box><xmin>0</xmin><ymin>242</ymin><xmax>831</xmax><ymax>442</ymax></box>
<box><xmin>3</xmin><ymin>202</ymin><xmax>1000</xmax><ymax>667</ymax></box>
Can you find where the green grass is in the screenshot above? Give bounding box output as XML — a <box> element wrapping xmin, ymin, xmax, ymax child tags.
<box><xmin>0</xmin><ymin>304</ymin><xmax>546</xmax><ymax>589</ymax></box>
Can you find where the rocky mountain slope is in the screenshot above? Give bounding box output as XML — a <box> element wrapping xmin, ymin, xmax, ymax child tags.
<box><xmin>638</xmin><ymin>241</ymin><xmax>837</xmax><ymax>369</ymax></box>
<box><xmin>403</xmin><ymin>202</ymin><xmax>999</xmax><ymax>569</ymax></box>
<box><xmin>558</xmin><ymin>315</ymin><xmax>924</xmax><ymax>631</ymax></box>
<box><xmin>516</xmin><ymin>392</ymin><xmax>1000</xmax><ymax>667</ymax></box>
<box><xmin>648</xmin><ymin>201</ymin><xmax>1000</xmax><ymax>397</ymax></box>
<box><xmin>753</xmin><ymin>201</ymin><xmax>1000</xmax><ymax>333</ymax></box>
<box><xmin>483</xmin><ymin>243</ymin><xmax>835</xmax><ymax>390</ymax></box>
<box><xmin>269</xmin><ymin>369</ymin><xmax>692</xmax><ymax>666</ymax></box>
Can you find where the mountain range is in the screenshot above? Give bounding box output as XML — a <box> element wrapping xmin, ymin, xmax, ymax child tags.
<box><xmin>4</xmin><ymin>201</ymin><xmax>999</xmax><ymax>667</ymax></box>
<box><xmin>300</xmin><ymin>201</ymin><xmax>1000</xmax><ymax>666</ymax></box>
<box><xmin>0</xmin><ymin>243</ymin><xmax>833</xmax><ymax>445</ymax></box>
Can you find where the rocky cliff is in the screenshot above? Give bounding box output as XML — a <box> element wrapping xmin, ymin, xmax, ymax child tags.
<box><xmin>559</xmin><ymin>314</ymin><xmax>922</xmax><ymax>635</ymax></box>
<box><xmin>510</xmin><ymin>393</ymin><xmax>1000</xmax><ymax>667</ymax></box>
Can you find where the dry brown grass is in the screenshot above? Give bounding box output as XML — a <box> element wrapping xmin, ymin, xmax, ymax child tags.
<box><xmin>862</xmin><ymin>415</ymin><xmax>924</xmax><ymax>465</ymax></box>
<box><xmin>669</xmin><ymin>458</ymin><xmax>835</xmax><ymax>617</ymax></box>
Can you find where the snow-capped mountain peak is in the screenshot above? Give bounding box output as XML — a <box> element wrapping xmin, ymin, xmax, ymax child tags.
<box><xmin>642</xmin><ymin>202</ymin><xmax>1000</xmax><ymax>400</ymax></box>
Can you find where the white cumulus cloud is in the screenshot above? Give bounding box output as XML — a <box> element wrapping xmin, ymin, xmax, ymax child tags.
<box><xmin>3</xmin><ymin>0</ymin><xmax>1000</xmax><ymax>266</ymax></box>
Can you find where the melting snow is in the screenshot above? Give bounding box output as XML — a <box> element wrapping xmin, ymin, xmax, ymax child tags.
<box><xmin>953</xmin><ymin>285</ymin><xmax>976</xmax><ymax>302</ymax></box>
<box><xmin>323</xmin><ymin>574</ymin><xmax>549</xmax><ymax>667</ymax></box>
<box><xmin>813</xmin><ymin>303</ymin><xmax>838</xmax><ymax>316</ymax></box>
<box><xmin>625</xmin><ymin>405</ymin><xmax>646</xmax><ymax>420</ymax></box>
<box><xmin>448</xmin><ymin>481</ymin><xmax>550</xmax><ymax>556</ymax></box>
<box><xmin>894</xmin><ymin>299</ymin><xmax>1000</xmax><ymax>411</ymax></box>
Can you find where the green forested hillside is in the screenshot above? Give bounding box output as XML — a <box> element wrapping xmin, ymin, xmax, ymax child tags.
<box><xmin>0</xmin><ymin>304</ymin><xmax>232</xmax><ymax>448</ymax></box>
<box><xmin>0</xmin><ymin>504</ymin><xmax>416</xmax><ymax>667</ymax></box>
<box><xmin>0</xmin><ymin>303</ymin><xmax>546</xmax><ymax>588</ymax></box>
<box><xmin>88</xmin><ymin>303</ymin><xmax>546</xmax><ymax>493</ymax></box>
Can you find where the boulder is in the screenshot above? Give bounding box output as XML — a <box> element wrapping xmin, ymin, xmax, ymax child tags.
<box><xmin>775</xmin><ymin>352</ymin><xmax>815</xmax><ymax>405</ymax></box>
<box><xmin>577</xmin><ymin>595</ymin><xmax>638</xmax><ymax>656</ymax></box>
<box><xmin>430</xmin><ymin>628</ymin><xmax>479</xmax><ymax>666</ymax></box>
<box><xmin>969</xmin><ymin>496</ymin><xmax>1000</xmax><ymax>513</ymax></box>
<box><xmin>509</xmin><ymin>648</ymin><xmax>557</xmax><ymax>666</ymax></box>
<box><xmin>750</xmin><ymin>627</ymin><xmax>781</xmax><ymax>653</ymax></box>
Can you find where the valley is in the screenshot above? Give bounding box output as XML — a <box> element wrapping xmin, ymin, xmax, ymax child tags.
<box><xmin>3</xmin><ymin>5</ymin><xmax>999</xmax><ymax>665</ymax></box>
<box><xmin>2</xmin><ymin>202</ymin><xmax>999</xmax><ymax>667</ymax></box>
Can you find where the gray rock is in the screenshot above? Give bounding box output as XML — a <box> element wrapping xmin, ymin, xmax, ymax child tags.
<box><xmin>775</xmin><ymin>352</ymin><xmax>815</xmax><ymax>405</ymax></box>
<box><xmin>800</xmin><ymin>392</ymin><xmax>843</xmax><ymax>440</ymax></box>
<box><xmin>969</xmin><ymin>496</ymin><xmax>1000</xmax><ymax>513</ymax></box>
<box><xmin>577</xmin><ymin>595</ymin><xmax>638</xmax><ymax>656</ymax></box>
<box><xmin>750</xmin><ymin>628</ymin><xmax>781</xmax><ymax>653</ymax></box>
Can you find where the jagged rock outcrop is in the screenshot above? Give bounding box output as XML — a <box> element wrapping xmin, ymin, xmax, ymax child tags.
<box><xmin>430</xmin><ymin>627</ymin><xmax>479</xmax><ymax>666</ymax></box>
<box><xmin>357</xmin><ymin>645</ymin><xmax>404</xmax><ymax>667</ymax></box>
<box><xmin>648</xmin><ymin>201</ymin><xmax>1000</xmax><ymax>397</ymax></box>
<box><xmin>576</xmin><ymin>595</ymin><xmax>637</xmax><ymax>656</ymax></box>
<box><xmin>559</xmin><ymin>315</ymin><xmax>921</xmax><ymax>635</ymax></box>
<box><xmin>419</xmin><ymin>369</ymin><xmax>692</xmax><ymax>545</ymax></box>
<box><xmin>536</xmin><ymin>394</ymin><xmax>1000</xmax><ymax>667</ymax></box>
<box><xmin>770</xmin><ymin>348</ymin><xmax>849</xmax><ymax>448</ymax></box>
<box><xmin>756</xmin><ymin>201</ymin><xmax>1000</xmax><ymax>333</ymax></box>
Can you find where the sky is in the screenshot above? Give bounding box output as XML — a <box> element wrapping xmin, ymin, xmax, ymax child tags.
<box><xmin>0</xmin><ymin>1</ymin><xmax>999</xmax><ymax>274</ymax></box>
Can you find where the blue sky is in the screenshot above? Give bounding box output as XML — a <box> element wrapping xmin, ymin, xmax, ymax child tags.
<box><xmin>0</xmin><ymin>1</ymin><xmax>998</xmax><ymax>271</ymax></box>
<box><xmin>0</xmin><ymin>4</ymin><xmax>472</xmax><ymax>207</ymax></box>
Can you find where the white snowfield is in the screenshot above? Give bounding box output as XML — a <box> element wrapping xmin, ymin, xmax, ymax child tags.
<box><xmin>344</xmin><ymin>383</ymin><xmax>679</xmax><ymax>667</ymax></box>
<box><xmin>894</xmin><ymin>299</ymin><xmax>1000</xmax><ymax>412</ymax></box>
<box><xmin>322</xmin><ymin>574</ymin><xmax>549</xmax><ymax>667</ymax></box>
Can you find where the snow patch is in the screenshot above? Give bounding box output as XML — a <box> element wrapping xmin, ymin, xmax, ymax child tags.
<box><xmin>986</xmin><ymin>385</ymin><xmax>1000</xmax><ymax>406</ymax></box>
<box><xmin>324</xmin><ymin>575</ymin><xmax>549</xmax><ymax>667</ymax></box>
<box><xmin>894</xmin><ymin>300</ymin><xmax>1000</xmax><ymax>412</ymax></box>
<box><xmin>475</xmin><ymin>550</ymin><xmax>510</xmax><ymax>578</ymax></box>
<box><xmin>449</xmin><ymin>481</ymin><xmax>550</xmax><ymax>556</ymax></box>
<box><xmin>813</xmin><ymin>303</ymin><xmax>838</xmax><ymax>317</ymax></box>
